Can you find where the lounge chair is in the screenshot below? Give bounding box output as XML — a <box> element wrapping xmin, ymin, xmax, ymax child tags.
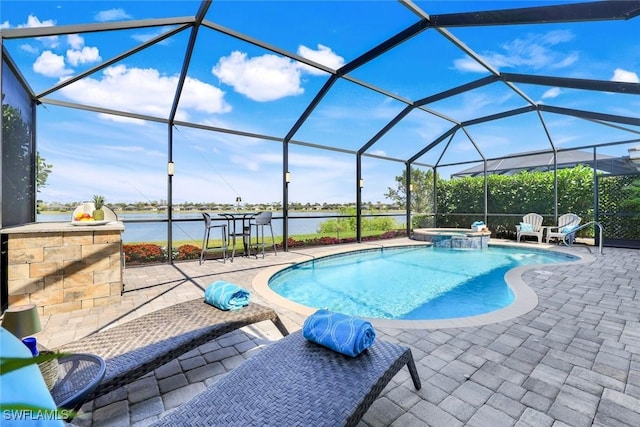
<box><xmin>546</xmin><ymin>213</ymin><xmax>581</xmax><ymax>244</ymax></box>
<box><xmin>516</xmin><ymin>213</ymin><xmax>544</xmax><ymax>243</ymax></box>
<box><xmin>56</xmin><ymin>300</ymin><xmax>289</xmax><ymax>400</ymax></box>
<box><xmin>150</xmin><ymin>330</ymin><xmax>422</xmax><ymax>427</ymax></box>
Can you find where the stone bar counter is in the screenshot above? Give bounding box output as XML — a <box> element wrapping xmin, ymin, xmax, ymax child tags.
<box><xmin>1</xmin><ymin>221</ymin><xmax>125</xmax><ymax>315</ymax></box>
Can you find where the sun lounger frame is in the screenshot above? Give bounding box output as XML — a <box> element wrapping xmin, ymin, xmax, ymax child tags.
<box><xmin>56</xmin><ymin>300</ymin><xmax>289</xmax><ymax>400</ymax></box>
<box><xmin>150</xmin><ymin>330</ymin><xmax>421</xmax><ymax>427</ymax></box>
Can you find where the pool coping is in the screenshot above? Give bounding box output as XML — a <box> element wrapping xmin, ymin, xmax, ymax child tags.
<box><xmin>252</xmin><ymin>239</ymin><xmax>596</xmax><ymax>329</ymax></box>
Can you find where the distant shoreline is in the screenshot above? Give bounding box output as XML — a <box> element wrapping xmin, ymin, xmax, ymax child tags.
<box><xmin>40</xmin><ymin>209</ymin><xmax>405</xmax><ymax>216</ymax></box>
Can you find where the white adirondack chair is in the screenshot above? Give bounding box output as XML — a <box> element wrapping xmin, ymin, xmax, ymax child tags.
<box><xmin>546</xmin><ymin>213</ymin><xmax>581</xmax><ymax>244</ymax></box>
<box><xmin>516</xmin><ymin>213</ymin><xmax>544</xmax><ymax>243</ymax></box>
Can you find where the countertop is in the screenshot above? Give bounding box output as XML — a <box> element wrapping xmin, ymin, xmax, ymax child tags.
<box><xmin>1</xmin><ymin>221</ymin><xmax>125</xmax><ymax>234</ymax></box>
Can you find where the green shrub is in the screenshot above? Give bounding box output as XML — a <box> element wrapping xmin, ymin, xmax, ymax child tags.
<box><xmin>435</xmin><ymin>165</ymin><xmax>595</xmax><ymax>237</ymax></box>
<box><xmin>318</xmin><ymin>207</ymin><xmax>400</xmax><ymax>237</ymax></box>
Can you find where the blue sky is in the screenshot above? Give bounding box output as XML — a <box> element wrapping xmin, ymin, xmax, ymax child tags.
<box><xmin>1</xmin><ymin>1</ymin><xmax>639</xmax><ymax>205</ymax></box>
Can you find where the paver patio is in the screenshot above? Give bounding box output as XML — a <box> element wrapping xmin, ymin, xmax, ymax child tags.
<box><xmin>36</xmin><ymin>239</ymin><xmax>640</xmax><ymax>426</ymax></box>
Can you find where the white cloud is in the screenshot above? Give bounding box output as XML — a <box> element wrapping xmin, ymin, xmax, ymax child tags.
<box><xmin>28</xmin><ymin>32</ymin><xmax>101</xmax><ymax>75</ymax></box>
<box><xmin>65</xmin><ymin>34</ymin><xmax>102</xmax><ymax>66</ymax></box>
<box><xmin>289</xmin><ymin>151</ymin><xmax>352</xmax><ymax>172</ymax></box>
<box><xmin>212</xmin><ymin>51</ymin><xmax>304</xmax><ymax>102</ymax></box>
<box><xmin>297</xmin><ymin>44</ymin><xmax>345</xmax><ymax>75</ymax></box>
<box><xmin>131</xmin><ymin>27</ymin><xmax>175</xmax><ymax>45</ymax></box>
<box><xmin>541</xmin><ymin>87</ymin><xmax>561</xmax><ymax>99</ymax></box>
<box><xmin>453</xmin><ymin>57</ymin><xmax>492</xmax><ymax>73</ymax></box>
<box><xmin>67</xmin><ymin>46</ymin><xmax>101</xmax><ymax>66</ymax></box>
<box><xmin>611</xmin><ymin>68</ymin><xmax>639</xmax><ymax>83</ymax></box>
<box><xmin>455</xmin><ymin>30</ymin><xmax>578</xmax><ymax>73</ymax></box>
<box><xmin>20</xmin><ymin>44</ymin><xmax>40</xmax><ymax>54</ymax></box>
<box><xmin>67</xmin><ymin>34</ymin><xmax>84</xmax><ymax>50</ymax></box>
<box><xmin>455</xmin><ymin>92</ymin><xmax>512</xmax><ymax>119</ymax></box>
<box><xmin>97</xmin><ymin>114</ymin><xmax>148</xmax><ymax>125</ymax></box>
<box><xmin>59</xmin><ymin>65</ymin><xmax>231</xmax><ymax>119</ymax></box>
<box><xmin>539</xmin><ymin>29</ymin><xmax>575</xmax><ymax>45</ymax></box>
<box><xmin>0</xmin><ymin>21</ymin><xmax>9</xmax><ymax>29</ymax></box>
<box><xmin>211</xmin><ymin>45</ymin><xmax>344</xmax><ymax>102</ymax></box>
<box><xmin>20</xmin><ymin>14</ymin><xmax>56</xmax><ymax>28</ymax></box>
<box><xmin>33</xmin><ymin>51</ymin><xmax>72</xmax><ymax>77</ymax></box>
<box><xmin>369</xmin><ymin>149</ymin><xmax>387</xmax><ymax>157</ymax></box>
<box><xmin>20</xmin><ymin>14</ymin><xmax>59</xmax><ymax>48</ymax></box>
<box><xmin>107</xmin><ymin>145</ymin><xmax>147</xmax><ymax>153</ymax></box>
<box><xmin>499</xmin><ymin>31</ymin><xmax>578</xmax><ymax>70</ymax></box>
<box><xmin>39</xmin><ymin>155</ymin><xmax>167</xmax><ymax>204</ymax></box>
<box><xmin>181</xmin><ymin>76</ymin><xmax>232</xmax><ymax>114</ymax></box>
<box><xmin>95</xmin><ymin>9</ymin><xmax>131</xmax><ymax>22</ymax></box>
<box><xmin>552</xmin><ymin>52</ymin><xmax>579</xmax><ymax>69</ymax></box>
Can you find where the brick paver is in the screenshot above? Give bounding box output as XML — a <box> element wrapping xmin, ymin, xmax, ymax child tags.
<box><xmin>36</xmin><ymin>240</ymin><xmax>639</xmax><ymax>426</ymax></box>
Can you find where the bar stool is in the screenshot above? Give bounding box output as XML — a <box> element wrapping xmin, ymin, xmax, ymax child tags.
<box><xmin>200</xmin><ymin>213</ymin><xmax>228</xmax><ymax>264</ymax></box>
<box><xmin>249</xmin><ymin>211</ymin><xmax>277</xmax><ymax>258</ymax></box>
<box><xmin>229</xmin><ymin>214</ymin><xmax>253</xmax><ymax>261</ymax></box>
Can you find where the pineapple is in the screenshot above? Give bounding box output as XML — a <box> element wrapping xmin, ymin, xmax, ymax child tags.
<box><xmin>92</xmin><ymin>195</ymin><xmax>105</xmax><ymax>220</ymax></box>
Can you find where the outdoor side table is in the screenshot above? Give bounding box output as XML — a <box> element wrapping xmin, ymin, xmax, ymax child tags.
<box><xmin>51</xmin><ymin>353</ymin><xmax>106</xmax><ymax>415</ymax></box>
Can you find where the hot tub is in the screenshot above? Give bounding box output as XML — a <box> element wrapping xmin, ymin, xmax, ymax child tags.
<box><xmin>412</xmin><ymin>228</ymin><xmax>491</xmax><ymax>249</ymax></box>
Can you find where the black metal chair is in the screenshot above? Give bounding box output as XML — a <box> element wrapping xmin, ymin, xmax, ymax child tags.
<box><xmin>200</xmin><ymin>213</ymin><xmax>228</xmax><ymax>264</ymax></box>
<box><xmin>249</xmin><ymin>211</ymin><xmax>277</xmax><ymax>258</ymax></box>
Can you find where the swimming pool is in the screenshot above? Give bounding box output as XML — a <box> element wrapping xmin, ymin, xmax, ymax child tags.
<box><xmin>266</xmin><ymin>245</ymin><xmax>579</xmax><ymax>323</ymax></box>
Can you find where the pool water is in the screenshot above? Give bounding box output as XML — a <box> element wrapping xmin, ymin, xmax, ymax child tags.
<box><xmin>268</xmin><ymin>246</ymin><xmax>577</xmax><ymax>320</ymax></box>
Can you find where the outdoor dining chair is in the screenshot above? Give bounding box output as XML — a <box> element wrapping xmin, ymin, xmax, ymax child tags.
<box><xmin>249</xmin><ymin>211</ymin><xmax>277</xmax><ymax>258</ymax></box>
<box><xmin>200</xmin><ymin>213</ymin><xmax>228</xmax><ymax>264</ymax></box>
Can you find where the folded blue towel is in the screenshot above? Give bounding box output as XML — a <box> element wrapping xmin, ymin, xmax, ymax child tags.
<box><xmin>302</xmin><ymin>309</ymin><xmax>376</xmax><ymax>357</ymax></box>
<box><xmin>204</xmin><ymin>281</ymin><xmax>250</xmax><ymax>310</ymax></box>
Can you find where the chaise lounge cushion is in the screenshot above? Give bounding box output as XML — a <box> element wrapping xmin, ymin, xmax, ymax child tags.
<box><xmin>519</xmin><ymin>222</ymin><xmax>534</xmax><ymax>232</ymax></box>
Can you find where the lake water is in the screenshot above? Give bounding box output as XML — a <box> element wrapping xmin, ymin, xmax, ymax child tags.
<box><xmin>37</xmin><ymin>211</ymin><xmax>406</xmax><ymax>244</ymax></box>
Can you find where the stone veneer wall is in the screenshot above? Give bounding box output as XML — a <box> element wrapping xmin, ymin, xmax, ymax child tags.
<box><xmin>412</xmin><ymin>229</ymin><xmax>491</xmax><ymax>249</ymax></box>
<box><xmin>6</xmin><ymin>229</ymin><xmax>123</xmax><ymax>315</ymax></box>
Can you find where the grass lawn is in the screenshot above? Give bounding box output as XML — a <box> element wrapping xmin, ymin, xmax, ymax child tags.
<box><xmin>136</xmin><ymin>229</ymin><xmax>399</xmax><ymax>247</ymax></box>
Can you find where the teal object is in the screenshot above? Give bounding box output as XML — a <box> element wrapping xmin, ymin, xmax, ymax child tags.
<box><xmin>302</xmin><ymin>309</ymin><xmax>375</xmax><ymax>357</ymax></box>
<box><xmin>0</xmin><ymin>328</ymin><xmax>63</xmax><ymax>426</ymax></box>
<box><xmin>204</xmin><ymin>281</ymin><xmax>250</xmax><ymax>310</ymax></box>
<box><xmin>519</xmin><ymin>222</ymin><xmax>534</xmax><ymax>232</ymax></box>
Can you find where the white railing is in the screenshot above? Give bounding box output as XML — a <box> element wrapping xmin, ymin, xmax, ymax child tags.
<box><xmin>562</xmin><ymin>221</ymin><xmax>604</xmax><ymax>255</ymax></box>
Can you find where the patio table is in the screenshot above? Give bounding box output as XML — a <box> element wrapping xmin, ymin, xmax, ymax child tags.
<box><xmin>50</xmin><ymin>353</ymin><xmax>106</xmax><ymax>418</ymax></box>
<box><xmin>218</xmin><ymin>212</ymin><xmax>256</xmax><ymax>260</ymax></box>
